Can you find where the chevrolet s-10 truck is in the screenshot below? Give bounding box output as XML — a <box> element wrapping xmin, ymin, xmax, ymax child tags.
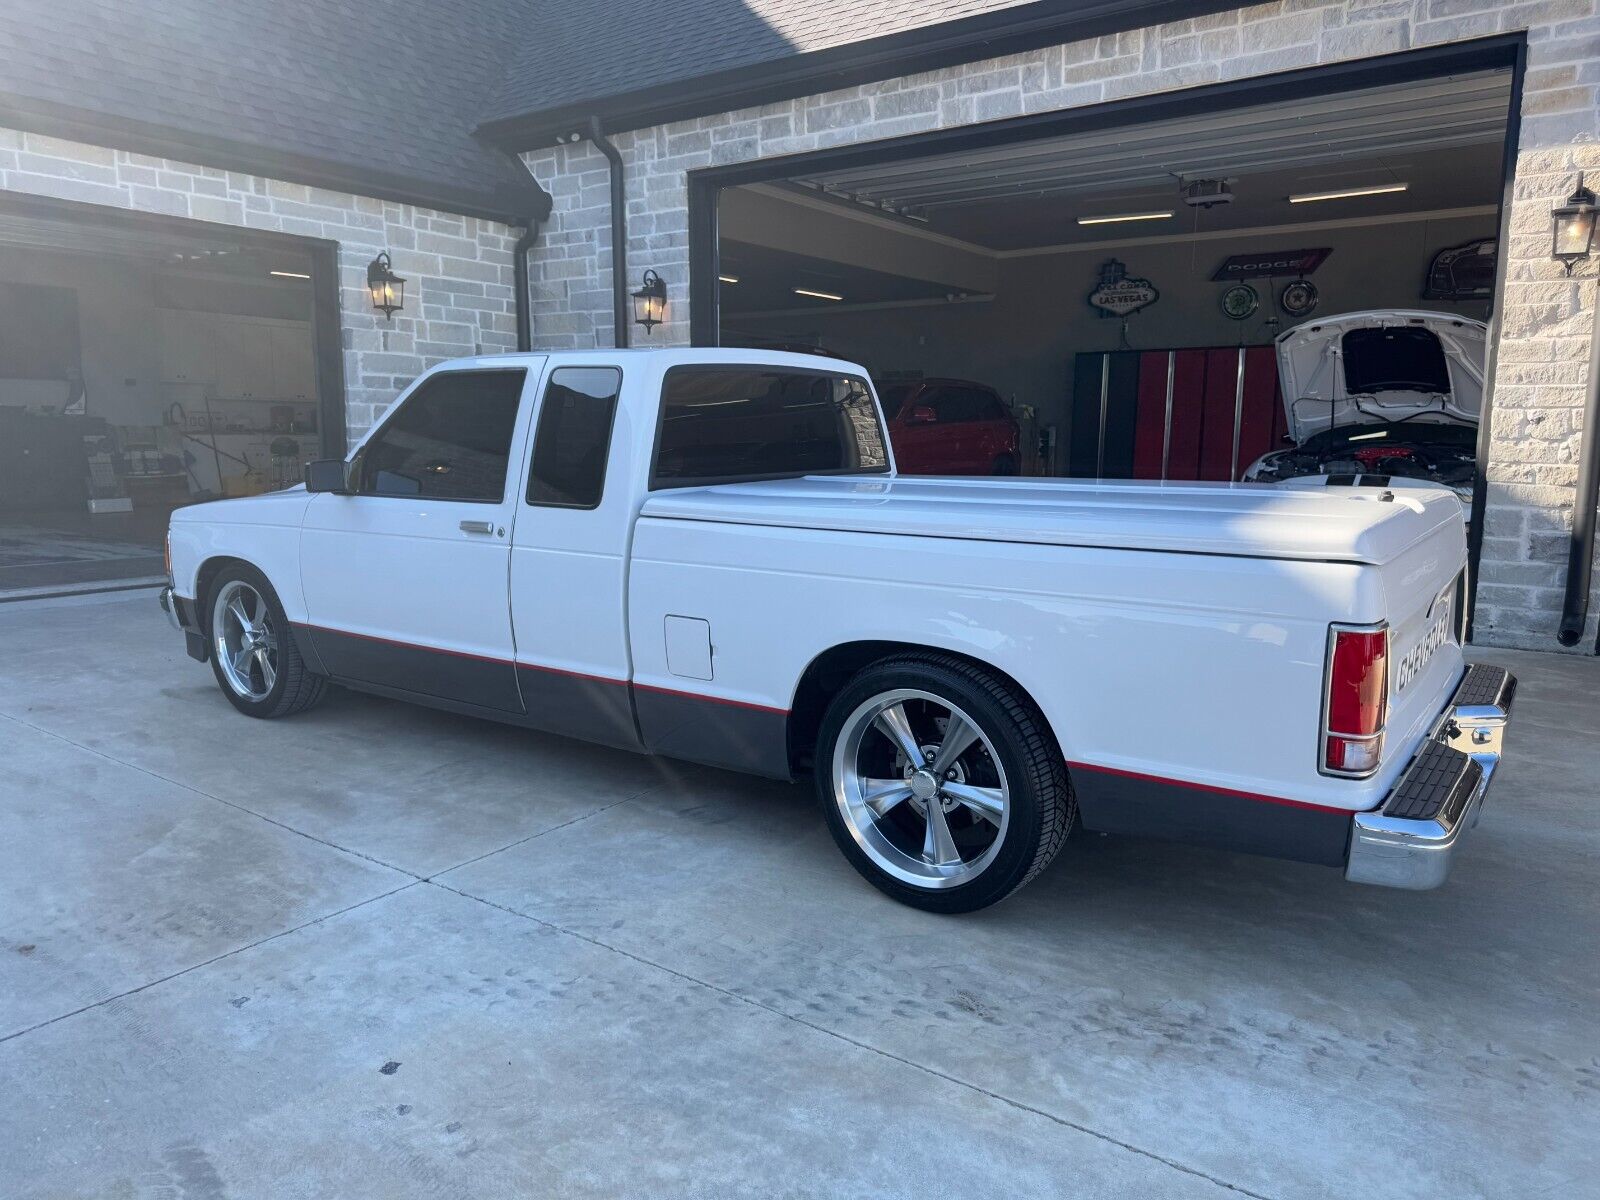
<box><xmin>161</xmin><ymin>349</ymin><xmax>1515</xmax><ymax>912</ymax></box>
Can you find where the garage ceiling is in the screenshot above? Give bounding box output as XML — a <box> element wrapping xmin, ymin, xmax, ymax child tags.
<box><xmin>0</xmin><ymin>209</ymin><xmax>313</xmax><ymax>277</ymax></box>
<box><xmin>787</xmin><ymin>69</ymin><xmax>1512</xmax><ymax>252</ymax></box>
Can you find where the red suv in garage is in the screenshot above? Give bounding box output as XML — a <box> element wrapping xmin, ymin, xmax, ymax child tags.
<box><xmin>879</xmin><ymin>379</ymin><xmax>1021</xmax><ymax>475</ymax></box>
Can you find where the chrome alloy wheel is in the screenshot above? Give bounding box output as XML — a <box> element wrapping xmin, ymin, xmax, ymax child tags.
<box><xmin>211</xmin><ymin>580</ymin><xmax>279</xmax><ymax>701</ymax></box>
<box><xmin>831</xmin><ymin>688</ymin><xmax>1010</xmax><ymax>889</ymax></box>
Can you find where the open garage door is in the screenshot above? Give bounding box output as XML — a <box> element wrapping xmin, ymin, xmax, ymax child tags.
<box><xmin>692</xmin><ymin>53</ymin><xmax>1515</xmax><ymax>541</ymax></box>
<box><xmin>0</xmin><ymin>197</ymin><xmax>342</xmax><ymax>597</ymax></box>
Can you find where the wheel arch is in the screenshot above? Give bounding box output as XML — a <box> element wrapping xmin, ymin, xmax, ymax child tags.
<box><xmin>786</xmin><ymin>640</ymin><xmax>1055</xmax><ymax>777</ymax></box>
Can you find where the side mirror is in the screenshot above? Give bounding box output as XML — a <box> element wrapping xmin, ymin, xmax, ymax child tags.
<box><xmin>906</xmin><ymin>405</ymin><xmax>938</xmax><ymax>425</ymax></box>
<box><xmin>304</xmin><ymin>459</ymin><xmax>351</xmax><ymax>494</ymax></box>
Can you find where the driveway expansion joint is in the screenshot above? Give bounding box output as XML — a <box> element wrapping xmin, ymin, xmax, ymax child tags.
<box><xmin>427</xmin><ymin>877</ymin><xmax>1280</xmax><ymax>1200</ymax></box>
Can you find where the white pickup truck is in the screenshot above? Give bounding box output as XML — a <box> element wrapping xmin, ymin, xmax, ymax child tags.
<box><xmin>161</xmin><ymin>348</ymin><xmax>1515</xmax><ymax>912</ymax></box>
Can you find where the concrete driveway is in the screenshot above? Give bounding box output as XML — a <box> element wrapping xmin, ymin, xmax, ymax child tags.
<box><xmin>2</xmin><ymin>590</ymin><xmax>1596</xmax><ymax>1199</ymax></box>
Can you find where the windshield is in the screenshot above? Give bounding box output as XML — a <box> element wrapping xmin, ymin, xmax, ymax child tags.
<box><xmin>1342</xmin><ymin>327</ymin><xmax>1451</xmax><ymax>395</ymax></box>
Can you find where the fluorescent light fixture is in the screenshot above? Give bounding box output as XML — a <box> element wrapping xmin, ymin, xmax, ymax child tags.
<box><xmin>270</xmin><ymin>269</ymin><xmax>312</xmax><ymax>279</ymax></box>
<box><xmin>793</xmin><ymin>287</ymin><xmax>844</xmax><ymax>301</ymax></box>
<box><xmin>1347</xmin><ymin>430</ymin><xmax>1389</xmax><ymax>441</ymax></box>
<box><xmin>1076</xmin><ymin>210</ymin><xmax>1174</xmax><ymax>226</ymax></box>
<box><xmin>1289</xmin><ymin>183</ymin><xmax>1408</xmax><ymax>204</ymax></box>
<box><xmin>718</xmin><ymin>274</ymin><xmax>740</xmax><ymax>284</ymax></box>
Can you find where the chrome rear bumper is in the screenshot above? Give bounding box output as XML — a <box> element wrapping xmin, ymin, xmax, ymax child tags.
<box><xmin>1345</xmin><ymin>664</ymin><xmax>1515</xmax><ymax>890</ymax></box>
<box><xmin>159</xmin><ymin>586</ymin><xmax>182</xmax><ymax>631</ymax></box>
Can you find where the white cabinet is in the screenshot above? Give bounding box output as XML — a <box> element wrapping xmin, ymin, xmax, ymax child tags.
<box><xmin>214</xmin><ymin>317</ymin><xmax>275</xmax><ymax>400</ymax></box>
<box><xmin>270</xmin><ymin>322</ymin><xmax>317</xmax><ymax>399</ymax></box>
<box><xmin>161</xmin><ymin>310</ymin><xmax>317</xmax><ymax>401</ymax></box>
<box><xmin>160</xmin><ymin>310</ymin><xmax>215</xmax><ymax>385</ymax></box>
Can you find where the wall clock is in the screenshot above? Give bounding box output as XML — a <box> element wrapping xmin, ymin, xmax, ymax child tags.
<box><xmin>1220</xmin><ymin>283</ymin><xmax>1259</xmax><ymax>320</ymax></box>
<box><xmin>1279</xmin><ymin>278</ymin><xmax>1319</xmax><ymax>318</ymax></box>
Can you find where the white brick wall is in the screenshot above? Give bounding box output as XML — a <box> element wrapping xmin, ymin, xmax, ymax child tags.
<box><xmin>523</xmin><ymin>0</ymin><xmax>1600</xmax><ymax>649</ymax></box>
<box><xmin>0</xmin><ymin>128</ymin><xmax>522</xmax><ymax>442</ymax></box>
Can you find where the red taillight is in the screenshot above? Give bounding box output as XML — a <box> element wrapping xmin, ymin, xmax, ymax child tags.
<box><xmin>1323</xmin><ymin>625</ymin><xmax>1388</xmax><ymax>776</ymax></box>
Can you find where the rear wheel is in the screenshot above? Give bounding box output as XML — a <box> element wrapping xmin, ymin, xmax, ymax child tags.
<box><xmin>816</xmin><ymin>655</ymin><xmax>1072</xmax><ymax>912</ymax></box>
<box><xmin>206</xmin><ymin>565</ymin><xmax>327</xmax><ymax>718</ymax></box>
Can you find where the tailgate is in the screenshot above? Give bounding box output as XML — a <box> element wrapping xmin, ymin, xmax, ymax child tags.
<box><xmin>1378</xmin><ymin>512</ymin><xmax>1468</xmax><ymax>763</ymax></box>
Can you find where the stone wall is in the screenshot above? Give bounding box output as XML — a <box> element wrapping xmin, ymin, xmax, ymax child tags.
<box><xmin>0</xmin><ymin>128</ymin><xmax>522</xmax><ymax>441</ymax></box>
<box><xmin>522</xmin><ymin>0</ymin><xmax>1600</xmax><ymax>648</ymax></box>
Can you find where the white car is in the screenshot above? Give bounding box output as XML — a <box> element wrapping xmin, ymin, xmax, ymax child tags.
<box><xmin>162</xmin><ymin>348</ymin><xmax>1514</xmax><ymax>911</ymax></box>
<box><xmin>1243</xmin><ymin>310</ymin><xmax>1485</xmax><ymax>512</ymax></box>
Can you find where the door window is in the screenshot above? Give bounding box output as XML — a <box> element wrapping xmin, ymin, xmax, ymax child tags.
<box><xmin>357</xmin><ymin>369</ymin><xmax>524</xmax><ymax>501</ymax></box>
<box><xmin>527</xmin><ymin>367</ymin><xmax>621</xmax><ymax>509</ymax></box>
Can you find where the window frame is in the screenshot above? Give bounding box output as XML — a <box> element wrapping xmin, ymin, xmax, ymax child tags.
<box><xmin>524</xmin><ymin>365</ymin><xmax>623</xmax><ymax>510</ymax></box>
<box><xmin>348</xmin><ymin>366</ymin><xmax>528</xmax><ymax>505</ymax></box>
<box><xmin>648</xmin><ymin>362</ymin><xmax>890</xmax><ymax>492</ymax></box>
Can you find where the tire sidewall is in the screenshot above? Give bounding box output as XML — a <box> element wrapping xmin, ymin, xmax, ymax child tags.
<box><xmin>815</xmin><ymin>659</ymin><xmax>1046</xmax><ymax>912</ymax></box>
<box><xmin>206</xmin><ymin>564</ymin><xmax>292</xmax><ymax>717</ymax></box>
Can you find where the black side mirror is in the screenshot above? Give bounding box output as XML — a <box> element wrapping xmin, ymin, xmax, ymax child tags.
<box><xmin>304</xmin><ymin>459</ymin><xmax>351</xmax><ymax>494</ymax></box>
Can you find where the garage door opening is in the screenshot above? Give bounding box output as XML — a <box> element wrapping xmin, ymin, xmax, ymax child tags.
<box><xmin>693</xmin><ymin>46</ymin><xmax>1518</xmax><ymax>553</ymax></box>
<box><xmin>0</xmin><ymin>197</ymin><xmax>341</xmax><ymax>596</ymax></box>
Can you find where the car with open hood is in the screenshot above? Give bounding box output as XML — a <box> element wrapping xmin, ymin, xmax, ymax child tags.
<box><xmin>1243</xmin><ymin>310</ymin><xmax>1485</xmax><ymax>511</ymax></box>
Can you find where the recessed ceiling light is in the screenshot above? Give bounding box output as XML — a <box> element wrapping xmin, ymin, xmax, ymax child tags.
<box><xmin>270</xmin><ymin>269</ymin><xmax>312</xmax><ymax>279</ymax></box>
<box><xmin>1289</xmin><ymin>183</ymin><xmax>1409</xmax><ymax>204</ymax></box>
<box><xmin>793</xmin><ymin>287</ymin><xmax>844</xmax><ymax>301</ymax></box>
<box><xmin>718</xmin><ymin>274</ymin><xmax>740</xmax><ymax>284</ymax></box>
<box><xmin>1076</xmin><ymin>210</ymin><xmax>1175</xmax><ymax>226</ymax></box>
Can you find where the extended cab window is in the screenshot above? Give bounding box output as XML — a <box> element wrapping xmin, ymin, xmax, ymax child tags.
<box><xmin>653</xmin><ymin>366</ymin><xmax>888</xmax><ymax>488</ymax></box>
<box><xmin>358</xmin><ymin>370</ymin><xmax>524</xmax><ymax>502</ymax></box>
<box><xmin>527</xmin><ymin>367</ymin><xmax>621</xmax><ymax>508</ymax></box>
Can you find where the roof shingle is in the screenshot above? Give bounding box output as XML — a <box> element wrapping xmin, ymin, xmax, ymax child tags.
<box><xmin>0</xmin><ymin>0</ymin><xmax>547</xmax><ymax>221</ymax></box>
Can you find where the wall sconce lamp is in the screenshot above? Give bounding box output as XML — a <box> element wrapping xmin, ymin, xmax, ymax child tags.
<box><xmin>1552</xmin><ymin>174</ymin><xmax>1597</xmax><ymax>276</ymax></box>
<box><xmin>367</xmin><ymin>251</ymin><xmax>406</xmax><ymax>319</ymax></box>
<box><xmin>632</xmin><ymin>269</ymin><xmax>667</xmax><ymax>333</ymax></box>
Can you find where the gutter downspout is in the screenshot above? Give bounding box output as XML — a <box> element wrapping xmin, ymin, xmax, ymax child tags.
<box><xmin>496</xmin><ymin>149</ymin><xmax>552</xmax><ymax>353</ymax></box>
<box><xmin>588</xmin><ymin>115</ymin><xmax>629</xmax><ymax>349</ymax></box>
<box><xmin>513</xmin><ymin>218</ymin><xmax>541</xmax><ymax>351</ymax></box>
<box><xmin>1558</xmin><ymin>288</ymin><xmax>1600</xmax><ymax>647</ymax></box>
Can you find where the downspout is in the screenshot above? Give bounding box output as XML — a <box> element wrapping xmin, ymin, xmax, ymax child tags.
<box><xmin>497</xmin><ymin>149</ymin><xmax>552</xmax><ymax>353</ymax></box>
<box><xmin>513</xmin><ymin>218</ymin><xmax>541</xmax><ymax>352</ymax></box>
<box><xmin>1558</xmin><ymin>289</ymin><xmax>1600</xmax><ymax>646</ymax></box>
<box><xmin>587</xmin><ymin>115</ymin><xmax>630</xmax><ymax>349</ymax></box>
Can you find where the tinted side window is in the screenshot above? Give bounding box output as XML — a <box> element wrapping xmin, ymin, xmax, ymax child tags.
<box><xmin>973</xmin><ymin>388</ymin><xmax>1007</xmax><ymax>420</ymax></box>
<box><xmin>360</xmin><ymin>370</ymin><xmax>524</xmax><ymax>501</ymax></box>
<box><xmin>930</xmin><ymin>386</ymin><xmax>1004</xmax><ymax>423</ymax></box>
<box><xmin>653</xmin><ymin>366</ymin><xmax>888</xmax><ymax>488</ymax></box>
<box><xmin>527</xmin><ymin>367</ymin><xmax>621</xmax><ymax>509</ymax></box>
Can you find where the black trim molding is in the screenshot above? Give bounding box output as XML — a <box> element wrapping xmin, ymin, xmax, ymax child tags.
<box><xmin>1072</xmin><ymin>767</ymin><xmax>1353</xmax><ymax>867</ymax></box>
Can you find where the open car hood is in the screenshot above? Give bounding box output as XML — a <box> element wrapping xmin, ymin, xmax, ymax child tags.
<box><xmin>1276</xmin><ymin>310</ymin><xmax>1486</xmax><ymax>443</ymax></box>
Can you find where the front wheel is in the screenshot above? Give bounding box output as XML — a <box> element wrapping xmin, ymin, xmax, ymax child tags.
<box><xmin>206</xmin><ymin>565</ymin><xmax>327</xmax><ymax>718</ymax></box>
<box><xmin>815</xmin><ymin>655</ymin><xmax>1073</xmax><ymax>912</ymax></box>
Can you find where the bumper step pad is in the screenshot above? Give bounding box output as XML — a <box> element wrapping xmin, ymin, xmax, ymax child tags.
<box><xmin>1379</xmin><ymin>740</ymin><xmax>1482</xmax><ymax>823</ymax></box>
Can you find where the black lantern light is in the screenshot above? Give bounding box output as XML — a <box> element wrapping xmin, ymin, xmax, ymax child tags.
<box><xmin>366</xmin><ymin>251</ymin><xmax>406</xmax><ymax>319</ymax></box>
<box><xmin>632</xmin><ymin>269</ymin><xmax>667</xmax><ymax>333</ymax></box>
<box><xmin>1552</xmin><ymin>173</ymin><xmax>1597</xmax><ymax>276</ymax></box>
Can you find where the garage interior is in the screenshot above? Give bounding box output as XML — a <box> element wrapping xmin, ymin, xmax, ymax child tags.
<box><xmin>713</xmin><ymin>68</ymin><xmax>1512</xmax><ymax>483</ymax></box>
<box><xmin>0</xmin><ymin>204</ymin><xmax>330</xmax><ymax>595</ymax></box>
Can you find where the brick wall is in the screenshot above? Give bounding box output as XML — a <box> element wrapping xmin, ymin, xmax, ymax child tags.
<box><xmin>0</xmin><ymin>129</ymin><xmax>522</xmax><ymax>442</ymax></box>
<box><xmin>523</xmin><ymin>0</ymin><xmax>1600</xmax><ymax>649</ymax></box>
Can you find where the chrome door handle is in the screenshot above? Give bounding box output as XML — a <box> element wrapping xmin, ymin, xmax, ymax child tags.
<box><xmin>459</xmin><ymin>520</ymin><xmax>494</xmax><ymax>535</ymax></box>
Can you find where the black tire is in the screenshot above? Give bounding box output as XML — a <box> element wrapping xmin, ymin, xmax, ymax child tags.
<box><xmin>204</xmin><ymin>563</ymin><xmax>328</xmax><ymax>719</ymax></box>
<box><xmin>991</xmin><ymin>454</ymin><xmax>1018</xmax><ymax>476</ymax></box>
<box><xmin>815</xmin><ymin>654</ymin><xmax>1073</xmax><ymax>913</ymax></box>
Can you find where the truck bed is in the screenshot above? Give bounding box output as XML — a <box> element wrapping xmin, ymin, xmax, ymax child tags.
<box><xmin>640</xmin><ymin>475</ymin><xmax>1463</xmax><ymax>566</ymax></box>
